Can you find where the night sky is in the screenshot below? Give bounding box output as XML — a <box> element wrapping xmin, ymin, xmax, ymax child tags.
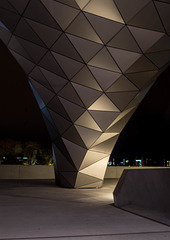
<box><xmin>0</xmin><ymin>40</ymin><xmax>50</xmax><ymax>142</ymax></box>
<box><xmin>0</xmin><ymin>40</ymin><xmax>170</xmax><ymax>158</ymax></box>
<box><xmin>112</xmin><ymin>65</ymin><xmax>170</xmax><ymax>159</ymax></box>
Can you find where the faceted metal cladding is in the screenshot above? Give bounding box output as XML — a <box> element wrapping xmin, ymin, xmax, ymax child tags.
<box><xmin>0</xmin><ymin>0</ymin><xmax>170</xmax><ymax>188</ymax></box>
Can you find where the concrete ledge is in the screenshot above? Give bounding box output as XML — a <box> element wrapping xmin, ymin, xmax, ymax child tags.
<box><xmin>0</xmin><ymin>165</ymin><xmax>169</xmax><ymax>180</ymax></box>
<box><xmin>105</xmin><ymin>166</ymin><xmax>169</xmax><ymax>178</ymax></box>
<box><xmin>0</xmin><ymin>165</ymin><xmax>55</xmax><ymax>179</ymax></box>
<box><xmin>113</xmin><ymin>168</ymin><xmax>170</xmax><ymax>210</ymax></box>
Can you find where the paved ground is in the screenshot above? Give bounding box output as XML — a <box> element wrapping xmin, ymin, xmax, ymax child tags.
<box><xmin>0</xmin><ymin>179</ymin><xmax>170</xmax><ymax>240</ymax></box>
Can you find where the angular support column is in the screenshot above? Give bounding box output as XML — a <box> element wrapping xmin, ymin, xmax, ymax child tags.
<box><xmin>0</xmin><ymin>0</ymin><xmax>170</xmax><ymax>187</ymax></box>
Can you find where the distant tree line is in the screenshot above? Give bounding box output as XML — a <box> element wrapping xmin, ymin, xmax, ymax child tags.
<box><xmin>0</xmin><ymin>138</ymin><xmax>53</xmax><ymax>165</ymax></box>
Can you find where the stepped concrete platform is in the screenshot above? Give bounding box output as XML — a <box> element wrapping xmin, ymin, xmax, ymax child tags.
<box><xmin>0</xmin><ymin>179</ymin><xmax>170</xmax><ymax>240</ymax></box>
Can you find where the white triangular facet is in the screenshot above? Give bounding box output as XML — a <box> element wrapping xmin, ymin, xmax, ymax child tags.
<box><xmin>88</xmin><ymin>94</ymin><xmax>120</xmax><ymax>112</ymax></box>
<box><xmin>80</xmin><ymin>150</ymin><xmax>109</xmax><ymax>170</ymax></box>
<box><xmin>84</xmin><ymin>0</ymin><xmax>124</xmax><ymax>23</ymax></box>
<box><xmin>66</xmin><ymin>12</ymin><xmax>102</xmax><ymax>43</ymax></box>
<box><xmin>91</xmin><ymin>133</ymin><xmax>119</xmax><ymax>147</ymax></box>
<box><xmin>75</xmin><ymin>111</ymin><xmax>102</xmax><ymax>131</ymax></box>
<box><xmin>80</xmin><ymin>157</ymin><xmax>109</xmax><ymax>179</ymax></box>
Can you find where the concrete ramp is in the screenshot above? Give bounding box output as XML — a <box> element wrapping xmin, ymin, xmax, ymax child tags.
<box><xmin>113</xmin><ymin>168</ymin><xmax>170</xmax><ymax>223</ymax></box>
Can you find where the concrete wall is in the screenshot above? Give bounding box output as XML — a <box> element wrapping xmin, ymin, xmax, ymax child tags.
<box><xmin>0</xmin><ymin>165</ymin><xmax>55</xmax><ymax>179</ymax></box>
<box><xmin>113</xmin><ymin>168</ymin><xmax>170</xmax><ymax>210</ymax></box>
<box><xmin>104</xmin><ymin>166</ymin><xmax>168</xmax><ymax>178</ymax></box>
<box><xmin>0</xmin><ymin>165</ymin><xmax>168</xmax><ymax>180</ymax></box>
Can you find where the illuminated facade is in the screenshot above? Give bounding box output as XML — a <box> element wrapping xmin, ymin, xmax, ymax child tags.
<box><xmin>0</xmin><ymin>0</ymin><xmax>170</xmax><ymax>188</ymax></box>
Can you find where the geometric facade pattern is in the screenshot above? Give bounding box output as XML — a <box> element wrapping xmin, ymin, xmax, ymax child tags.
<box><xmin>0</xmin><ymin>0</ymin><xmax>170</xmax><ymax>188</ymax></box>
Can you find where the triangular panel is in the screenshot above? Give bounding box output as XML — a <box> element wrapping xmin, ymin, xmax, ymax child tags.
<box><xmin>89</xmin><ymin>110</ymin><xmax>120</xmax><ymax>131</ymax></box>
<box><xmin>106</xmin><ymin>75</ymin><xmax>138</xmax><ymax>92</ymax></box>
<box><xmin>41</xmin><ymin>0</ymin><xmax>80</xmax><ymax>30</ymax></box>
<box><xmin>8</xmin><ymin>0</ymin><xmax>29</xmax><ymax>14</ymax></box>
<box><xmin>80</xmin><ymin>150</ymin><xmax>109</xmax><ymax>170</ymax></box>
<box><xmin>63</xmin><ymin>139</ymin><xmax>87</xmax><ymax>170</ymax></box>
<box><xmin>47</xmin><ymin>96</ymin><xmax>71</xmax><ymax>121</ymax></box>
<box><xmin>108</xmin><ymin>26</ymin><xmax>141</xmax><ymax>53</ymax></box>
<box><xmin>75</xmin><ymin>111</ymin><xmax>102</xmax><ymax>131</ymax></box>
<box><xmin>51</xmin><ymin>34</ymin><xmax>82</xmax><ymax>61</ymax></box>
<box><xmin>91</xmin><ymin>135</ymin><xmax>119</xmax><ymax>154</ymax></box>
<box><xmin>52</xmin><ymin>52</ymin><xmax>84</xmax><ymax>79</ymax></box>
<box><xmin>80</xmin><ymin>157</ymin><xmax>109</xmax><ymax>179</ymax></box>
<box><xmin>29</xmin><ymin>78</ymin><xmax>55</xmax><ymax>105</ymax></box>
<box><xmin>88</xmin><ymin>47</ymin><xmax>121</xmax><ymax>72</ymax></box>
<box><xmin>72</xmin><ymin>82</ymin><xmax>102</xmax><ymax>108</ymax></box>
<box><xmin>75</xmin><ymin>125</ymin><xmax>102</xmax><ymax>148</ymax></box>
<box><xmin>75</xmin><ymin>172</ymin><xmax>101</xmax><ymax>188</ymax></box>
<box><xmin>59</xmin><ymin>172</ymin><xmax>77</xmax><ymax>188</ymax></box>
<box><xmin>39</xmin><ymin>51</ymin><xmax>67</xmax><ymax>78</ymax></box>
<box><xmin>58</xmin><ymin>83</ymin><xmax>84</xmax><ymax>107</ymax></box>
<box><xmin>59</xmin><ymin>97</ymin><xmax>86</xmax><ymax>122</ymax></box>
<box><xmin>125</xmin><ymin>55</ymin><xmax>158</xmax><ymax>73</ymax></box>
<box><xmin>147</xmin><ymin>35</ymin><xmax>170</xmax><ymax>53</ymax></box>
<box><xmin>125</xmin><ymin>70</ymin><xmax>158</xmax><ymax>89</ymax></box>
<box><xmin>0</xmin><ymin>8</ymin><xmax>20</xmax><ymax>32</ymax></box>
<box><xmin>59</xmin><ymin>96</ymin><xmax>86</xmax><ymax>122</ymax></box>
<box><xmin>114</xmin><ymin>0</ymin><xmax>150</xmax><ymax>22</ymax></box>
<box><xmin>29</xmin><ymin>67</ymin><xmax>53</xmax><ymax>91</ymax></box>
<box><xmin>53</xmin><ymin>145</ymin><xmax>76</xmax><ymax>172</ymax></box>
<box><xmin>106</xmin><ymin>107</ymin><xmax>136</xmax><ymax>132</ymax></box>
<box><xmin>106</xmin><ymin>91</ymin><xmax>138</xmax><ymax>111</ymax></box>
<box><xmin>14</xmin><ymin>18</ymin><xmax>45</xmax><ymax>46</ymax></box>
<box><xmin>40</xmin><ymin>68</ymin><xmax>68</xmax><ymax>93</ymax></box>
<box><xmin>146</xmin><ymin>51</ymin><xmax>170</xmax><ymax>69</ymax></box>
<box><xmin>72</xmin><ymin>66</ymin><xmax>102</xmax><ymax>91</ymax></box>
<box><xmin>48</xmin><ymin>109</ymin><xmax>72</xmax><ymax>135</ymax></box>
<box><xmin>66</xmin><ymin>12</ymin><xmax>102</xmax><ymax>43</ymax></box>
<box><xmin>9</xmin><ymin>36</ymin><xmax>31</xmax><ymax>60</ymax></box>
<box><xmin>128</xmin><ymin>2</ymin><xmax>164</xmax><ymax>32</ymax></box>
<box><xmin>57</xmin><ymin>0</ymin><xmax>79</xmax><ymax>9</ymax></box>
<box><xmin>10</xmin><ymin>50</ymin><xmax>35</xmax><ymax>74</ymax></box>
<box><xmin>155</xmin><ymin>1</ymin><xmax>170</xmax><ymax>33</ymax></box>
<box><xmin>91</xmin><ymin>133</ymin><xmax>119</xmax><ymax>147</ymax></box>
<box><xmin>108</xmin><ymin>47</ymin><xmax>141</xmax><ymax>72</ymax></box>
<box><xmin>85</xmin><ymin>12</ymin><xmax>124</xmax><ymax>44</ymax></box>
<box><xmin>129</xmin><ymin>26</ymin><xmax>164</xmax><ymax>52</ymax></box>
<box><xmin>89</xmin><ymin>66</ymin><xmax>121</xmax><ymax>91</ymax></box>
<box><xmin>88</xmin><ymin>94</ymin><xmax>120</xmax><ymax>112</ymax></box>
<box><xmin>26</xmin><ymin>19</ymin><xmax>62</xmax><ymax>48</ymax></box>
<box><xmin>16</xmin><ymin>37</ymin><xmax>47</xmax><ymax>63</ymax></box>
<box><xmin>67</xmin><ymin>34</ymin><xmax>103</xmax><ymax>63</ymax></box>
<box><xmin>75</xmin><ymin>0</ymin><xmax>91</xmax><ymax>10</ymax></box>
<box><xmin>24</xmin><ymin>0</ymin><xmax>61</xmax><ymax>29</ymax></box>
<box><xmin>62</xmin><ymin>126</ymin><xmax>87</xmax><ymax>148</ymax></box>
<box><xmin>84</xmin><ymin>0</ymin><xmax>124</xmax><ymax>23</ymax></box>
